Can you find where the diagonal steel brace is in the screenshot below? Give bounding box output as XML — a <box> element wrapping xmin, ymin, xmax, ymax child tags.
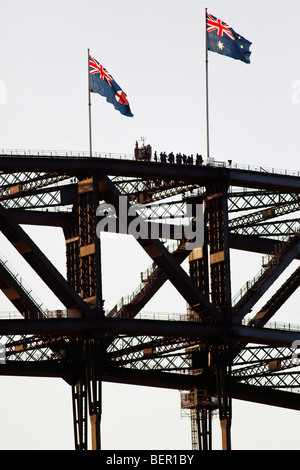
<box><xmin>0</xmin><ymin>203</ymin><xmax>92</xmax><ymax>317</ymax></box>
<box><xmin>99</xmin><ymin>174</ymin><xmax>220</xmax><ymax>320</ymax></box>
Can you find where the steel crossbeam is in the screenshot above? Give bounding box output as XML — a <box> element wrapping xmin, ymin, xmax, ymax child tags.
<box><xmin>228</xmin><ymin>190</ymin><xmax>300</xmax><ymax>213</ymax></box>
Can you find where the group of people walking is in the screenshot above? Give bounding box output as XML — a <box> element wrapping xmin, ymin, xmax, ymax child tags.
<box><xmin>153</xmin><ymin>151</ymin><xmax>203</xmax><ymax>166</ymax></box>
<box><xmin>134</xmin><ymin>142</ymin><xmax>204</xmax><ymax>166</ymax></box>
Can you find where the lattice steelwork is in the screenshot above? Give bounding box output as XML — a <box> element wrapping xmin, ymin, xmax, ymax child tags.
<box><xmin>0</xmin><ymin>148</ymin><xmax>299</xmax><ymax>450</ymax></box>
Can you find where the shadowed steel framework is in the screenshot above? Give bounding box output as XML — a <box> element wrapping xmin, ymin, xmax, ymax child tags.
<box><xmin>0</xmin><ymin>149</ymin><xmax>300</xmax><ymax>450</ymax></box>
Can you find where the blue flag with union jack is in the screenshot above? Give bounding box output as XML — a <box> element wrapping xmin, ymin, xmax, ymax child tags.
<box><xmin>206</xmin><ymin>13</ymin><xmax>251</xmax><ymax>64</ymax></box>
<box><xmin>89</xmin><ymin>55</ymin><xmax>133</xmax><ymax>117</ymax></box>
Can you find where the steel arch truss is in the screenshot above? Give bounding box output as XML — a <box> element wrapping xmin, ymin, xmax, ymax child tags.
<box><xmin>0</xmin><ymin>152</ymin><xmax>299</xmax><ymax>450</ymax></box>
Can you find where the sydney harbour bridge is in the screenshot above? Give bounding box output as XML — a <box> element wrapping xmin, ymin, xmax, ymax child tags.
<box><xmin>0</xmin><ymin>145</ymin><xmax>300</xmax><ymax>450</ymax></box>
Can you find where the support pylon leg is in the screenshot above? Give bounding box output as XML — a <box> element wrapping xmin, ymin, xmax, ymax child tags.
<box><xmin>72</xmin><ymin>383</ymin><xmax>88</xmax><ymax>450</ymax></box>
<box><xmin>206</xmin><ymin>182</ymin><xmax>233</xmax><ymax>450</ymax></box>
<box><xmin>197</xmin><ymin>408</ymin><xmax>212</xmax><ymax>450</ymax></box>
<box><xmin>90</xmin><ymin>411</ymin><xmax>101</xmax><ymax>450</ymax></box>
<box><xmin>189</xmin><ymin>389</ymin><xmax>214</xmax><ymax>450</ymax></box>
<box><xmin>87</xmin><ymin>374</ymin><xmax>102</xmax><ymax>450</ymax></box>
<box><xmin>66</xmin><ymin>176</ymin><xmax>104</xmax><ymax>450</ymax></box>
<box><xmin>86</xmin><ymin>339</ymin><xmax>102</xmax><ymax>450</ymax></box>
<box><xmin>216</xmin><ymin>346</ymin><xmax>232</xmax><ymax>451</ymax></box>
<box><xmin>220</xmin><ymin>418</ymin><xmax>231</xmax><ymax>451</ymax></box>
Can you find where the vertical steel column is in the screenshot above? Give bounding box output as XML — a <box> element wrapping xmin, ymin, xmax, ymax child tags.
<box><xmin>64</xmin><ymin>222</ymin><xmax>80</xmax><ymax>299</ymax></box>
<box><xmin>206</xmin><ymin>182</ymin><xmax>232</xmax><ymax>450</ymax></box>
<box><xmin>215</xmin><ymin>346</ymin><xmax>232</xmax><ymax>450</ymax></box>
<box><xmin>78</xmin><ymin>177</ymin><xmax>103</xmax><ymax>449</ymax></box>
<box><xmin>78</xmin><ymin>178</ymin><xmax>98</xmax><ymax>312</ymax></box>
<box><xmin>197</xmin><ymin>407</ymin><xmax>212</xmax><ymax>451</ymax></box>
<box><xmin>86</xmin><ymin>338</ymin><xmax>102</xmax><ymax>450</ymax></box>
<box><xmin>206</xmin><ymin>183</ymin><xmax>232</xmax><ymax>317</ymax></box>
<box><xmin>64</xmin><ymin>220</ymin><xmax>87</xmax><ymax>450</ymax></box>
<box><xmin>188</xmin><ymin>202</ymin><xmax>210</xmax><ymax>320</ymax></box>
<box><xmin>188</xmin><ymin>200</ymin><xmax>213</xmax><ymax>449</ymax></box>
<box><xmin>189</xmin><ymin>390</ymin><xmax>213</xmax><ymax>450</ymax></box>
<box><xmin>188</xmin><ymin>185</ymin><xmax>233</xmax><ymax>450</ymax></box>
<box><xmin>190</xmin><ymin>408</ymin><xmax>199</xmax><ymax>450</ymax></box>
<box><xmin>77</xmin><ymin>177</ymin><xmax>103</xmax><ymax>316</ymax></box>
<box><xmin>65</xmin><ymin>176</ymin><xmax>103</xmax><ymax>450</ymax></box>
<box><xmin>72</xmin><ymin>383</ymin><xmax>88</xmax><ymax>450</ymax></box>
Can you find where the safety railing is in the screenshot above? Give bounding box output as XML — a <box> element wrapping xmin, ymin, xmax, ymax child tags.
<box><xmin>0</xmin><ymin>149</ymin><xmax>299</xmax><ymax>178</ymax></box>
<box><xmin>232</xmin><ymin>230</ymin><xmax>300</xmax><ymax>307</ymax></box>
<box><xmin>0</xmin><ymin>252</ymin><xmax>46</xmax><ymax>314</ymax></box>
<box><xmin>0</xmin><ymin>149</ymin><xmax>134</xmax><ymax>160</ymax></box>
<box><xmin>242</xmin><ymin>318</ymin><xmax>300</xmax><ymax>332</ymax></box>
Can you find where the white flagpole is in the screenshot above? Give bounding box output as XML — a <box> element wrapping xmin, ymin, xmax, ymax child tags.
<box><xmin>88</xmin><ymin>48</ymin><xmax>92</xmax><ymax>157</ymax></box>
<box><xmin>205</xmin><ymin>8</ymin><xmax>210</xmax><ymax>164</ymax></box>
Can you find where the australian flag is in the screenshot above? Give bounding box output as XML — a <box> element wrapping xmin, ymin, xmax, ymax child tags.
<box><xmin>206</xmin><ymin>13</ymin><xmax>251</xmax><ymax>64</ymax></box>
<box><xmin>89</xmin><ymin>54</ymin><xmax>133</xmax><ymax>117</ymax></box>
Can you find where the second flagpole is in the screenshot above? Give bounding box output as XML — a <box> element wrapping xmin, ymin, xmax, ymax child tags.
<box><xmin>205</xmin><ymin>8</ymin><xmax>210</xmax><ymax>164</ymax></box>
<box><xmin>88</xmin><ymin>48</ymin><xmax>93</xmax><ymax>157</ymax></box>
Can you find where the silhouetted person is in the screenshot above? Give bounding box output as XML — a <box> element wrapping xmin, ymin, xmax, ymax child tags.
<box><xmin>168</xmin><ymin>152</ymin><xmax>174</xmax><ymax>164</ymax></box>
<box><xmin>160</xmin><ymin>152</ymin><xmax>167</xmax><ymax>163</ymax></box>
<box><xmin>196</xmin><ymin>154</ymin><xmax>203</xmax><ymax>165</ymax></box>
<box><xmin>176</xmin><ymin>153</ymin><xmax>182</xmax><ymax>164</ymax></box>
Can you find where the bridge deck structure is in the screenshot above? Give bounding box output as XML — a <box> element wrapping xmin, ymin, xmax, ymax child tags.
<box><xmin>0</xmin><ymin>149</ymin><xmax>299</xmax><ymax>450</ymax></box>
